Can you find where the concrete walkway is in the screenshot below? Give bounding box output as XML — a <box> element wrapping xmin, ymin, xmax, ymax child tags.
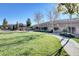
<box><xmin>52</xmin><ymin>34</ymin><xmax>79</xmax><ymax>56</ymax></box>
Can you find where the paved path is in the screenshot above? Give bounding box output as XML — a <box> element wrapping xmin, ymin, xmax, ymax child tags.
<box><xmin>51</xmin><ymin>34</ymin><xmax>79</xmax><ymax>56</ymax></box>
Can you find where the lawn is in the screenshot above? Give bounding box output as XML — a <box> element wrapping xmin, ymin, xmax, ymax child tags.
<box><xmin>0</xmin><ymin>31</ymin><xmax>68</xmax><ymax>56</ymax></box>
<box><xmin>73</xmin><ymin>38</ymin><xmax>79</xmax><ymax>43</ymax></box>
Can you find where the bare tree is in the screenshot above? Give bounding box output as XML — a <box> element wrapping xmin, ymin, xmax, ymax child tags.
<box><xmin>47</xmin><ymin>10</ymin><xmax>54</xmax><ymax>31</ymax></box>
<box><xmin>34</xmin><ymin>12</ymin><xmax>44</xmax><ymax>30</ymax></box>
<box><xmin>47</xmin><ymin>9</ymin><xmax>59</xmax><ymax>32</ymax></box>
<box><xmin>48</xmin><ymin>10</ymin><xmax>53</xmax><ymax>21</ymax></box>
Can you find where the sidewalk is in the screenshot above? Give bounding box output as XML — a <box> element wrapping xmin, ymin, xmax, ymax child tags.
<box><xmin>52</xmin><ymin>34</ymin><xmax>79</xmax><ymax>56</ymax></box>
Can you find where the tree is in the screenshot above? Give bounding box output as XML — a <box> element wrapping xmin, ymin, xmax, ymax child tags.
<box><xmin>16</xmin><ymin>21</ymin><xmax>19</xmax><ymax>30</ymax></box>
<box><xmin>76</xmin><ymin>4</ymin><xmax>79</xmax><ymax>18</ymax></box>
<box><xmin>47</xmin><ymin>10</ymin><xmax>53</xmax><ymax>31</ymax></box>
<box><xmin>2</xmin><ymin>18</ymin><xmax>8</xmax><ymax>30</ymax></box>
<box><xmin>57</xmin><ymin>3</ymin><xmax>78</xmax><ymax>33</ymax></box>
<box><xmin>47</xmin><ymin>10</ymin><xmax>59</xmax><ymax>32</ymax></box>
<box><xmin>26</xmin><ymin>18</ymin><xmax>31</xmax><ymax>27</ymax></box>
<box><xmin>34</xmin><ymin>12</ymin><xmax>44</xmax><ymax>28</ymax></box>
<box><xmin>13</xmin><ymin>25</ymin><xmax>16</xmax><ymax>30</ymax></box>
<box><xmin>48</xmin><ymin>10</ymin><xmax>53</xmax><ymax>21</ymax></box>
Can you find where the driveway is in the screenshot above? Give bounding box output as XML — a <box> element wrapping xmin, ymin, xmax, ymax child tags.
<box><xmin>51</xmin><ymin>34</ymin><xmax>79</xmax><ymax>56</ymax></box>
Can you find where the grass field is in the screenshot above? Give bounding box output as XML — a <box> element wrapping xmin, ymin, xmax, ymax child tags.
<box><xmin>0</xmin><ymin>31</ymin><xmax>68</xmax><ymax>56</ymax></box>
<box><xmin>73</xmin><ymin>38</ymin><xmax>79</xmax><ymax>43</ymax></box>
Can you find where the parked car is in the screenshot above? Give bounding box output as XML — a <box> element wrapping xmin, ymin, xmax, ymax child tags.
<box><xmin>60</xmin><ymin>32</ymin><xmax>75</xmax><ymax>38</ymax></box>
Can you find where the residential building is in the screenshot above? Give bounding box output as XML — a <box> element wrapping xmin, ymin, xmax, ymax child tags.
<box><xmin>33</xmin><ymin>18</ymin><xmax>79</xmax><ymax>34</ymax></box>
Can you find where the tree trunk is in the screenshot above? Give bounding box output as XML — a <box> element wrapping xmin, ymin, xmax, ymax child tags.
<box><xmin>38</xmin><ymin>21</ymin><xmax>40</xmax><ymax>31</ymax></box>
<box><xmin>69</xmin><ymin>14</ymin><xmax>72</xmax><ymax>33</ymax></box>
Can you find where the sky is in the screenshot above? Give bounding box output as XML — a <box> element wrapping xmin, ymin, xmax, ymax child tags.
<box><xmin>0</xmin><ymin>3</ymin><xmax>77</xmax><ymax>25</ymax></box>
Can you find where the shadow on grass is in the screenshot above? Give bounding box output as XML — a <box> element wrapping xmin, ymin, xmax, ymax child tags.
<box><xmin>0</xmin><ymin>31</ymin><xmax>27</xmax><ymax>34</ymax></box>
<box><xmin>0</xmin><ymin>32</ymin><xmax>13</xmax><ymax>34</ymax></box>
<box><xmin>18</xmin><ymin>48</ymin><xmax>34</xmax><ymax>56</ymax></box>
<box><xmin>0</xmin><ymin>34</ymin><xmax>42</xmax><ymax>47</ymax></box>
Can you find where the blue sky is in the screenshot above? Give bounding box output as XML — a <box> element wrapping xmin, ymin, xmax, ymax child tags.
<box><xmin>0</xmin><ymin>3</ymin><xmax>77</xmax><ymax>25</ymax></box>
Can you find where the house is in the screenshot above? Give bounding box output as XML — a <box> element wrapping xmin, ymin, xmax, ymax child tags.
<box><xmin>32</xmin><ymin>21</ymin><xmax>53</xmax><ymax>32</ymax></box>
<box><xmin>32</xmin><ymin>18</ymin><xmax>79</xmax><ymax>34</ymax></box>
<box><xmin>18</xmin><ymin>23</ymin><xmax>26</xmax><ymax>31</ymax></box>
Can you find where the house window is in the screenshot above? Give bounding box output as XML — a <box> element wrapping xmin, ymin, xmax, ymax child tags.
<box><xmin>35</xmin><ymin>27</ymin><xmax>39</xmax><ymax>29</ymax></box>
<box><xmin>54</xmin><ymin>27</ymin><xmax>59</xmax><ymax>31</ymax></box>
<box><xmin>72</xmin><ymin>27</ymin><xmax>76</xmax><ymax>33</ymax></box>
<box><xmin>68</xmin><ymin>27</ymin><xmax>76</xmax><ymax>33</ymax></box>
<box><xmin>41</xmin><ymin>27</ymin><xmax>48</xmax><ymax>31</ymax></box>
<box><xmin>43</xmin><ymin>27</ymin><xmax>48</xmax><ymax>30</ymax></box>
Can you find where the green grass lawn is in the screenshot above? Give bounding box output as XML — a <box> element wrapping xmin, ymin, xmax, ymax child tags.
<box><xmin>73</xmin><ymin>38</ymin><xmax>79</xmax><ymax>43</ymax></box>
<box><xmin>0</xmin><ymin>31</ymin><xmax>68</xmax><ymax>56</ymax></box>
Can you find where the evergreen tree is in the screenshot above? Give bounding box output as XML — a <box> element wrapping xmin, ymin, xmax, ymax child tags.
<box><xmin>16</xmin><ymin>21</ymin><xmax>19</xmax><ymax>30</ymax></box>
<box><xmin>2</xmin><ymin>18</ymin><xmax>8</xmax><ymax>30</ymax></box>
<box><xmin>26</xmin><ymin>18</ymin><xmax>31</xmax><ymax>27</ymax></box>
